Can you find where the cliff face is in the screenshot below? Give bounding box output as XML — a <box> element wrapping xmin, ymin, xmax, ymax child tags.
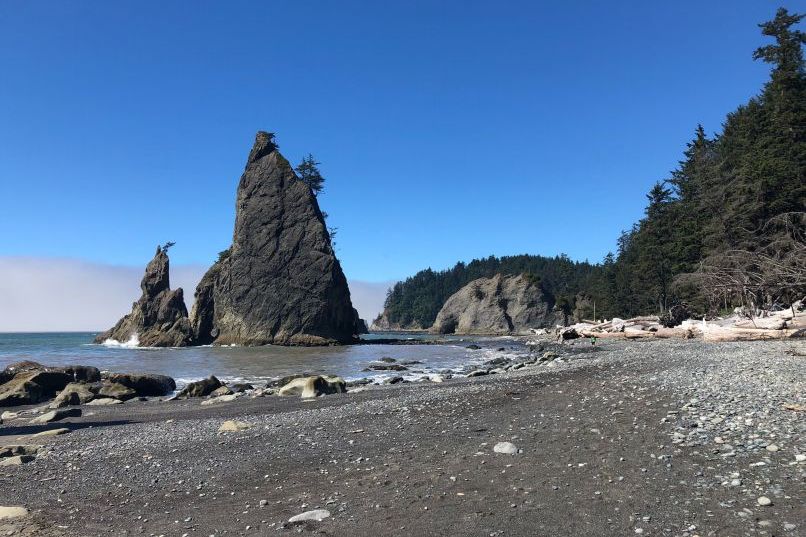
<box><xmin>190</xmin><ymin>132</ymin><xmax>359</xmax><ymax>346</ymax></box>
<box><xmin>94</xmin><ymin>247</ymin><xmax>193</xmax><ymax>347</ymax></box>
<box><xmin>430</xmin><ymin>274</ymin><xmax>557</xmax><ymax>335</ymax></box>
<box><xmin>369</xmin><ymin>312</ymin><xmax>425</xmax><ymax>332</ymax></box>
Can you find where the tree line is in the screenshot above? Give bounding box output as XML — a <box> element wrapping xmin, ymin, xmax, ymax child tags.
<box><xmin>381</xmin><ymin>8</ymin><xmax>805</xmax><ymax>328</ymax></box>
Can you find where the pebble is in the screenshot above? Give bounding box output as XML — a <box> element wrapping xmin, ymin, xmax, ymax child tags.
<box><xmin>0</xmin><ymin>506</ymin><xmax>29</xmax><ymax>520</ymax></box>
<box><xmin>288</xmin><ymin>509</ymin><xmax>331</xmax><ymax>523</ymax></box>
<box><xmin>493</xmin><ymin>442</ymin><xmax>518</xmax><ymax>455</ymax></box>
<box><xmin>756</xmin><ymin>496</ymin><xmax>772</xmax><ymax>506</ymax></box>
<box><xmin>218</xmin><ymin>420</ymin><xmax>250</xmax><ymax>433</ymax></box>
<box><xmin>795</xmin><ymin>454</ymin><xmax>805</xmax><ymax>462</ymax></box>
<box><xmin>765</xmin><ymin>444</ymin><xmax>779</xmax><ymax>452</ymax></box>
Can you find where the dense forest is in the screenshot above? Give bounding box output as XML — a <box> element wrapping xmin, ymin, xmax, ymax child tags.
<box><xmin>379</xmin><ymin>8</ymin><xmax>805</xmax><ymax>329</ymax></box>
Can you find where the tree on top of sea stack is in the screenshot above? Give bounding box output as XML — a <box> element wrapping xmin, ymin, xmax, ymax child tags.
<box><xmin>295</xmin><ymin>153</ymin><xmax>325</xmax><ymax>196</ymax></box>
<box><xmin>190</xmin><ymin>131</ymin><xmax>362</xmax><ymax>346</ymax></box>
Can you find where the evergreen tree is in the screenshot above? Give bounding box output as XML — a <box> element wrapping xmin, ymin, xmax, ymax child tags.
<box><xmin>295</xmin><ymin>154</ymin><xmax>325</xmax><ymax>196</ymax></box>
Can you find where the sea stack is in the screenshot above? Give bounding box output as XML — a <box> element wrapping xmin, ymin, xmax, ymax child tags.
<box><xmin>430</xmin><ymin>274</ymin><xmax>557</xmax><ymax>335</ymax></box>
<box><xmin>94</xmin><ymin>246</ymin><xmax>193</xmax><ymax>347</ymax></box>
<box><xmin>190</xmin><ymin>131</ymin><xmax>359</xmax><ymax>345</ymax></box>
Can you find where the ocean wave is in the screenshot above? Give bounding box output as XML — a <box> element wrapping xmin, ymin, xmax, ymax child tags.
<box><xmin>101</xmin><ymin>334</ymin><xmax>140</xmax><ymax>348</ymax></box>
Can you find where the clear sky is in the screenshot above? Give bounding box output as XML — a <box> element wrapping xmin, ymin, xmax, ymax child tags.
<box><xmin>0</xmin><ymin>2</ymin><xmax>790</xmax><ymax>324</ymax></box>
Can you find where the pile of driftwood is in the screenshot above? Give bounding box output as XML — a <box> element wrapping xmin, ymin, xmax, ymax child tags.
<box><xmin>558</xmin><ymin>303</ymin><xmax>805</xmax><ymax>342</ymax></box>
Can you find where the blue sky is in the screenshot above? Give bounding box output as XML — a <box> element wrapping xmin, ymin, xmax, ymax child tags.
<box><xmin>0</xmin><ymin>1</ymin><xmax>786</xmax><ymax>284</ymax></box>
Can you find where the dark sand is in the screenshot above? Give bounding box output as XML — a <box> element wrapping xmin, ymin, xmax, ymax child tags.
<box><xmin>1</xmin><ymin>339</ymin><xmax>804</xmax><ymax>536</ymax></box>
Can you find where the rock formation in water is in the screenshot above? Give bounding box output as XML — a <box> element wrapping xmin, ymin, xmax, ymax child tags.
<box><xmin>430</xmin><ymin>274</ymin><xmax>557</xmax><ymax>335</ymax></box>
<box><xmin>369</xmin><ymin>311</ymin><xmax>425</xmax><ymax>332</ymax></box>
<box><xmin>190</xmin><ymin>131</ymin><xmax>360</xmax><ymax>346</ymax></box>
<box><xmin>94</xmin><ymin>247</ymin><xmax>193</xmax><ymax>347</ymax></box>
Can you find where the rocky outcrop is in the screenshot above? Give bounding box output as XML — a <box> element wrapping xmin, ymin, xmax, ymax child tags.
<box><xmin>94</xmin><ymin>247</ymin><xmax>193</xmax><ymax>347</ymax></box>
<box><xmin>190</xmin><ymin>131</ymin><xmax>360</xmax><ymax>346</ymax></box>
<box><xmin>431</xmin><ymin>274</ymin><xmax>557</xmax><ymax>335</ymax></box>
<box><xmin>0</xmin><ymin>370</ymin><xmax>72</xmax><ymax>406</ymax></box>
<box><xmin>369</xmin><ymin>312</ymin><xmax>425</xmax><ymax>332</ymax></box>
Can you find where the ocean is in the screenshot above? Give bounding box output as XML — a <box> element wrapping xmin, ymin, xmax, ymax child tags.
<box><xmin>0</xmin><ymin>332</ymin><xmax>529</xmax><ymax>388</ymax></box>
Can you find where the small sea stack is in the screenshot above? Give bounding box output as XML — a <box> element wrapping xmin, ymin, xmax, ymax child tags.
<box><xmin>94</xmin><ymin>246</ymin><xmax>193</xmax><ymax>347</ymax></box>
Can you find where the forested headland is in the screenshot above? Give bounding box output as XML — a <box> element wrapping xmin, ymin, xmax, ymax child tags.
<box><xmin>378</xmin><ymin>8</ymin><xmax>805</xmax><ymax>330</ymax></box>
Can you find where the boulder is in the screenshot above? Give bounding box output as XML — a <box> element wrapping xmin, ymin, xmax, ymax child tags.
<box><xmin>0</xmin><ymin>362</ymin><xmax>100</xmax><ymax>386</ymax></box>
<box><xmin>29</xmin><ymin>428</ymin><xmax>70</xmax><ymax>437</ymax></box>
<box><xmin>209</xmin><ymin>385</ymin><xmax>233</xmax><ymax>397</ymax></box>
<box><xmin>431</xmin><ymin>274</ymin><xmax>557</xmax><ymax>335</ymax></box>
<box><xmin>103</xmin><ymin>373</ymin><xmax>176</xmax><ymax>396</ymax></box>
<box><xmin>0</xmin><ymin>446</ymin><xmax>39</xmax><ymax>459</ymax></box>
<box><xmin>0</xmin><ymin>455</ymin><xmax>35</xmax><ymax>467</ymax></box>
<box><xmin>94</xmin><ymin>247</ymin><xmax>194</xmax><ymax>347</ymax></box>
<box><xmin>277</xmin><ymin>376</ymin><xmax>346</xmax><ymax>398</ymax></box>
<box><xmin>177</xmin><ymin>376</ymin><xmax>222</xmax><ymax>398</ymax></box>
<box><xmin>98</xmin><ymin>382</ymin><xmax>137</xmax><ymax>401</ymax></box>
<box><xmin>0</xmin><ymin>371</ymin><xmax>72</xmax><ymax>406</ymax></box>
<box><xmin>84</xmin><ymin>398</ymin><xmax>122</xmax><ymax>406</ymax></box>
<box><xmin>190</xmin><ymin>131</ymin><xmax>360</xmax><ymax>346</ymax></box>
<box><xmin>50</xmin><ymin>383</ymin><xmax>97</xmax><ymax>408</ymax></box>
<box><xmin>0</xmin><ymin>506</ymin><xmax>29</xmax><ymax>520</ymax></box>
<box><xmin>218</xmin><ymin>420</ymin><xmax>251</xmax><ymax>433</ymax></box>
<box><xmin>367</xmin><ymin>364</ymin><xmax>408</xmax><ymax>371</ymax></box>
<box><xmin>30</xmin><ymin>408</ymin><xmax>81</xmax><ymax>424</ymax></box>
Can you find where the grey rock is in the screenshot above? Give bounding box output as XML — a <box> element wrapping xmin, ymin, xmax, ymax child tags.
<box><xmin>0</xmin><ymin>455</ymin><xmax>35</xmax><ymax>467</ymax></box>
<box><xmin>0</xmin><ymin>370</ymin><xmax>72</xmax><ymax>406</ymax></box>
<box><xmin>30</xmin><ymin>408</ymin><xmax>81</xmax><ymax>424</ymax></box>
<box><xmin>103</xmin><ymin>373</ymin><xmax>176</xmax><ymax>396</ymax></box>
<box><xmin>493</xmin><ymin>441</ymin><xmax>519</xmax><ymax>454</ymax></box>
<box><xmin>190</xmin><ymin>131</ymin><xmax>360</xmax><ymax>346</ymax></box>
<box><xmin>50</xmin><ymin>382</ymin><xmax>97</xmax><ymax>408</ymax></box>
<box><xmin>98</xmin><ymin>381</ymin><xmax>137</xmax><ymax>401</ymax></box>
<box><xmin>288</xmin><ymin>509</ymin><xmax>330</xmax><ymax>523</ymax></box>
<box><xmin>177</xmin><ymin>376</ymin><xmax>222</xmax><ymax>398</ymax></box>
<box><xmin>94</xmin><ymin>247</ymin><xmax>193</xmax><ymax>347</ymax></box>
<box><xmin>431</xmin><ymin>274</ymin><xmax>557</xmax><ymax>335</ymax></box>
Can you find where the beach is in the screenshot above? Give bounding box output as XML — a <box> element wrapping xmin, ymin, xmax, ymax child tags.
<box><xmin>1</xmin><ymin>338</ymin><xmax>804</xmax><ymax>536</ymax></box>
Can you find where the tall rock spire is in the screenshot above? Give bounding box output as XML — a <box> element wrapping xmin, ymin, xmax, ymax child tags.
<box><xmin>190</xmin><ymin>131</ymin><xmax>360</xmax><ymax>345</ymax></box>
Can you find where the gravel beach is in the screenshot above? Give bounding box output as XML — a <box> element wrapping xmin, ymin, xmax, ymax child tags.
<box><xmin>1</xmin><ymin>338</ymin><xmax>804</xmax><ymax>536</ymax></box>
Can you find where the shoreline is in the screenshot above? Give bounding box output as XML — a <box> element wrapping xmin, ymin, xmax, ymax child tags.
<box><xmin>1</xmin><ymin>337</ymin><xmax>803</xmax><ymax>535</ymax></box>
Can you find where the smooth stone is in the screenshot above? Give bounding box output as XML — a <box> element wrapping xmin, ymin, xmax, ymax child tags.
<box><xmin>0</xmin><ymin>455</ymin><xmax>35</xmax><ymax>467</ymax></box>
<box><xmin>1</xmin><ymin>411</ymin><xmax>19</xmax><ymax>421</ymax></box>
<box><xmin>218</xmin><ymin>420</ymin><xmax>251</xmax><ymax>433</ymax></box>
<box><xmin>765</xmin><ymin>444</ymin><xmax>779</xmax><ymax>452</ymax></box>
<box><xmin>795</xmin><ymin>454</ymin><xmax>806</xmax><ymax>462</ymax></box>
<box><xmin>30</xmin><ymin>408</ymin><xmax>81</xmax><ymax>424</ymax></box>
<box><xmin>0</xmin><ymin>506</ymin><xmax>29</xmax><ymax>520</ymax></box>
<box><xmin>757</xmin><ymin>496</ymin><xmax>772</xmax><ymax>506</ymax></box>
<box><xmin>85</xmin><ymin>398</ymin><xmax>123</xmax><ymax>406</ymax></box>
<box><xmin>30</xmin><ymin>428</ymin><xmax>70</xmax><ymax>438</ymax></box>
<box><xmin>201</xmin><ymin>394</ymin><xmax>238</xmax><ymax>405</ymax></box>
<box><xmin>493</xmin><ymin>442</ymin><xmax>518</xmax><ymax>455</ymax></box>
<box><xmin>288</xmin><ymin>509</ymin><xmax>331</xmax><ymax>523</ymax></box>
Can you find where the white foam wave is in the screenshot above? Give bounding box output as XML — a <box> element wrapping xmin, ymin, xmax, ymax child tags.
<box><xmin>101</xmin><ymin>333</ymin><xmax>140</xmax><ymax>348</ymax></box>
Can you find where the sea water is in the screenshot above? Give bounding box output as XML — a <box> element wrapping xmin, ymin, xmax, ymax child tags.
<box><xmin>0</xmin><ymin>332</ymin><xmax>528</xmax><ymax>388</ymax></box>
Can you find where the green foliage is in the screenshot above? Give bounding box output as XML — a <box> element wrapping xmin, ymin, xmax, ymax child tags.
<box><xmin>383</xmin><ymin>9</ymin><xmax>805</xmax><ymax>324</ymax></box>
<box><xmin>296</xmin><ymin>153</ymin><xmax>325</xmax><ymax>196</ymax></box>
<box><xmin>382</xmin><ymin>254</ymin><xmax>600</xmax><ymax>328</ymax></box>
<box><xmin>217</xmin><ymin>248</ymin><xmax>231</xmax><ymax>262</ymax></box>
<box><xmin>609</xmin><ymin>7</ymin><xmax>805</xmax><ymax>315</ymax></box>
<box><xmin>160</xmin><ymin>241</ymin><xmax>175</xmax><ymax>254</ymax></box>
